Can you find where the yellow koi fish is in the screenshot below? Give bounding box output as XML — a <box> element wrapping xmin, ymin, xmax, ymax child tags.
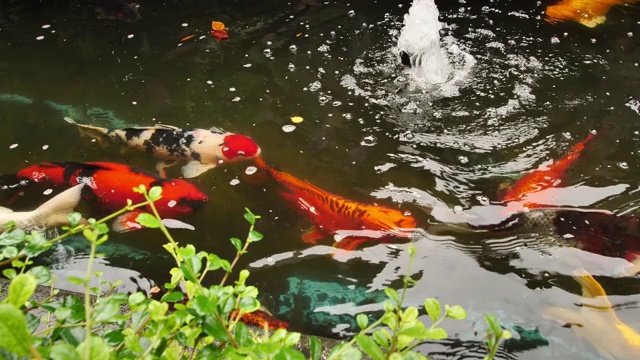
<box><xmin>543</xmin><ymin>269</ymin><xmax>640</xmax><ymax>358</ymax></box>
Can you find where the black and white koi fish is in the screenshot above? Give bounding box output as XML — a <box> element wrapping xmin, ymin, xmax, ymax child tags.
<box><xmin>64</xmin><ymin>118</ymin><xmax>261</xmax><ymax>178</ymax></box>
<box><xmin>0</xmin><ymin>184</ymin><xmax>84</xmax><ymax>232</ymax></box>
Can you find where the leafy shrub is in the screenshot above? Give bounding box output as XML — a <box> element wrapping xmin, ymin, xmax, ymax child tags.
<box><xmin>0</xmin><ymin>185</ymin><xmax>509</xmax><ymax>359</ymax></box>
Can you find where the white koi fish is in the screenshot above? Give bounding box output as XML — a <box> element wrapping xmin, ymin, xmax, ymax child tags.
<box><xmin>0</xmin><ymin>184</ymin><xmax>84</xmax><ymax>232</ymax></box>
<box><xmin>65</xmin><ymin>117</ymin><xmax>261</xmax><ymax>178</ymax></box>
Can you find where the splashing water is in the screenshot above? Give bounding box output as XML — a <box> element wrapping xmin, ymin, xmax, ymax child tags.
<box><xmin>396</xmin><ymin>0</ymin><xmax>452</xmax><ymax>84</ymax></box>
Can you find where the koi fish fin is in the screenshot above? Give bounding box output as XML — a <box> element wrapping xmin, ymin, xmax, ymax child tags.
<box><xmin>181</xmin><ymin>161</ymin><xmax>215</xmax><ymax>178</ymax></box>
<box><xmin>31</xmin><ymin>184</ymin><xmax>85</xmax><ymax>228</ymax></box>
<box><xmin>301</xmin><ymin>226</ymin><xmax>326</xmax><ymax>244</ymax></box>
<box><xmin>156</xmin><ymin>160</ymin><xmax>178</xmax><ymax>178</ymax></box>
<box><xmin>65</xmin><ymin>117</ymin><xmax>109</xmax><ymax>147</ymax></box>
<box><xmin>573</xmin><ymin>269</ymin><xmax>609</xmax><ymax>300</ymax></box>
<box><xmin>625</xmin><ymin>255</ymin><xmax>640</xmax><ymax>276</ymax></box>
<box><xmin>0</xmin><ymin>207</ymin><xmax>13</xmax><ymax>213</ymax></box>
<box><xmin>334</xmin><ymin>237</ymin><xmax>371</xmax><ymax>251</ymax></box>
<box><xmin>161</xmin><ymin>218</ymin><xmax>195</xmax><ymax>230</ymax></box>
<box><xmin>541</xmin><ymin>306</ymin><xmax>584</xmax><ymax>328</ymax></box>
<box><xmin>153</xmin><ymin>123</ymin><xmax>182</xmax><ymax>131</ymax></box>
<box><xmin>112</xmin><ymin>211</ymin><xmax>145</xmax><ymax>233</ymax></box>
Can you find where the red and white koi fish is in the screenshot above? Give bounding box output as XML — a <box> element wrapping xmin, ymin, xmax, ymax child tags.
<box><xmin>65</xmin><ymin>118</ymin><xmax>261</xmax><ymax>178</ymax></box>
<box><xmin>0</xmin><ymin>184</ymin><xmax>84</xmax><ymax>232</ymax></box>
<box><xmin>498</xmin><ymin>132</ymin><xmax>597</xmax><ymax>211</ymax></box>
<box><xmin>254</xmin><ymin>157</ymin><xmax>417</xmax><ymax>250</ymax></box>
<box><xmin>14</xmin><ymin>162</ymin><xmax>208</xmax><ymax>232</ymax></box>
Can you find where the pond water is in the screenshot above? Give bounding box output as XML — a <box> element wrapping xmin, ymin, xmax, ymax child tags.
<box><xmin>1</xmin><ymin>0</ymin><xmax>639</xmax><ymax>358</ymax></box>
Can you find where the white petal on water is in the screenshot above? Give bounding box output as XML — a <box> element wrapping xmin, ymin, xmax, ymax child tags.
<box><xmin>230</xmin><ymin>179</ymin><xmax>240</xmax><ymax>186</ymax></box>
<box><xmin>42</xmin><ymin>24</ymin><xmax>51</xmax><ymax>29</ymax></box>
<box><xmin>245</xmin><ymin>166</ymin><xmax>257</xmax><ymax>175</ymax></box>
<box><xmin>9</xmin><ymin>143</ymin><xmax>18</xmax><ymax>149</ymax></box>
<box><xmin>127</xmin><ymin>34</ymin><xmax>134</xmax><ymax>39</ymax></box>
<box><xmin>42</xmin><ymin>145</ymin><xmax>49</xmax><ymax>150</ymax></box>
<box><xmin>282</xmin><ymin>125</ymin><xmax>296</xmax><ymax>133</ymax></box>
<box><xmin>36</xmin><ymin>35</ymin><xmax>44</xmax><ymax>40</ymax></box>
<box><xmin>43</xmin><ymin>188</ymin><xmax>53</xmax><ymax>195</ymax></box>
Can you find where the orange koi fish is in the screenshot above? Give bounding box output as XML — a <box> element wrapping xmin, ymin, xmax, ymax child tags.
<box><xmin>498</xmin><ymin>132</ymin><xmax>597</xmax><ymax>210</ymax></box>
<box><xmin>254</xmin><ymin>157</ymin><xmax>417</xmax><ymax>250</ymax></box>
<box><xmin>545</xmin><ymin>0</ymin><xmax>638</xmax><ymax>27</ymax></box>
<box><xmin>231</xmin><ymin>309</ymin><xmax>290</xmax><ymax>330</ymax></box>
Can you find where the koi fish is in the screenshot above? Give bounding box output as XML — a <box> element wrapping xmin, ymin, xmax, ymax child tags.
<box><xmin>211</xmin><ymin>20</ymin><xmax>230</xmax><ymax>42</ymax></box>
<box><xmin>64</xmin><ymin>118</ymin><xmax>261</xmax><ymax>178</ymax></box>
<box><xmin>231</xmin><ymin>309</ymin><xmax>290</xmax><ymax>330</ymax></box>
<box><xmin>94</xmin><ymin>0</ymin><xmax>141</xmax><ymax>23</ymax></box>
<box><xmin>545</xmin><ymin>0</ymin><xmax>637</xmax><ymax>28</ymax></box>
<box><xmin>498</xmin><ymin>132</ymin><xmax>597</xmax><ymax>210</ymax></box>
<box><xmin>0</xmin><ymin>184</ymin><xmax>84</xmax><ymax>232</ymax></box>
<box><xmin>13</xmin><ymin>162</ymin><xmax>208</xmax><ymax>232</ymax></box>
<box><xmin>543</xmin><ymin>269</ymin><xmax>640</xmax><ymax>358</ymax></box>
<box><xmin>254</xmin><ymin>157</ymin><xmax>417</xmax><ymax>250</ymax></box>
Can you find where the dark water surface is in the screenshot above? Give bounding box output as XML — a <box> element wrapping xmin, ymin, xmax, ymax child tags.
<box><xmin>1</xmin><ymin>0</ymin><xmax>640</xmax><ymax>358</ymax></box>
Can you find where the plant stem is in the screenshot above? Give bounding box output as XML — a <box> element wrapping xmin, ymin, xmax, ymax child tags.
<box><xmin>219</xmin><ymin>227</ymin><xmax>253</xmax><ymax>286</ymax></box>
<box><xmin>83</xmin><ymin>234</ymin><xmax>99</xmax><ymax>360</ymax></box>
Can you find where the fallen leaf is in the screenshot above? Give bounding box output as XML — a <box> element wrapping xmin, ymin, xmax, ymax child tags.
<box><xmin>211</xmin><ymin>21</ymin><xmax>226</xmax><ymax>31</ymax></box>
<box><xmin>211</xmin><ymin>29</ymin><xmax>230</xmax><ymax>42</ymax></box>
<box><xmin>180</xmin><ymin>34</ymin><xmax>196</xmax><ymax>42</ymax></box>
<box><xmin>290</xmin><ymin>116</ymin><xmax>303</xmax><ymax>124</ymax></box>
<box><xmin>296</xmin><ymin>33</ymin><xmax>303</xmax><ymax>37</ymax></box>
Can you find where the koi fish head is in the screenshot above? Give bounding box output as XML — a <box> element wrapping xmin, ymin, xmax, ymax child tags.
<box><xmin>151</xmin><ymin>179</ymin><xmax>208</xmax><ymax>217</ymax></box>
<box><xmin>364</xmin><ymin>206</ymin><xmax>417</xmax><ymax>238</ymax></box>
<box><xmin>220</xmin><ymin>133</ymin><xmax>261</xmax><ymax>162</ymax></box>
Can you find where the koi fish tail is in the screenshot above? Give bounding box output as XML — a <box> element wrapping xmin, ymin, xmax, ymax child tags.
<box><xmin>573</xmin><ymin>269</ymin><xmax>609</xmax><ymax>299</ymax></box>
<box><xmin>64</xmin><ymin>117</ymin><xmax>110</xmax><ymax>147</ymax></box>
<box><xmin>30</xmin><ymin>184</ymin><xmax>85</xmax><ymax>228</ymax></box>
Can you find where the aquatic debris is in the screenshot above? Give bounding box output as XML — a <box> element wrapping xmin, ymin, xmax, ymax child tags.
<box><xmin>545</xmin><ymin>0</ymin><xmax>638</xmax><ymax>28</ymax></box>
<box><xmin>211</xmin><ymin>20</ymin><xmax>230</xmax><ymax>42</ymax></box>
<box><xmin>290</xmin><ymin>116</ymin><xmax>304</xmax><ymax>124</ymax></box>
<box><xmin>543</xmin><ymin>269</ymin><xmax>640</xmax><ymax>358</ymax></box>
<box><xmin>180</xmin><ymin>34</ymin><xmax>196</xmax><ymax>42</ymax></box>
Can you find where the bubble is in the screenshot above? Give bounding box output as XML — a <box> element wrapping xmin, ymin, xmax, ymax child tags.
<box><xmin>288</xmin><ymin>63</ymin><xmax>296</xmax><ymax>71</ymax></box>
<box><xmin>181</xmin><ymin>23</ymin><xmax>188</xmax><ymax>27</ymax></box>
<box><xmin>348</xmin><ymin>10</ymin><xmax>355</xmax><ymax>17</ymax></box>
<box><xmin>618</xmin><ymin>162</ymin><xmax>629</xmax><ymax>169</ymax></box>
<box><xmin>245</xmin><ymin>166</ymin><xmax>257</xmax><ymax>175</ymax></box>
<box><xmin>43</xmin><ymin>189</ymin><xmax>53</xmax><ymax>195</ymax></box>
<box><xmin>282</xmin><ymin>125</ymin><xmax>296</xmax><ymax>133</ymax></box>
<box><xmin>458</xmin><ymin>155</ymin><xmax>469</xmax><ymax>164</ymax></box>
<box><xmin>206</xmin><ymin>80</ymin><xmax>213</xmax><ymax>85</ymax></box>
<box><xmin>132</xmin><ymin>101</ymin><xmax>137</xmax><ymax>105</ymax></box>
<box><xmin>243</xmin><ymin>63</ymin><xmax>252</xmax><ymax>68</ymax></box>
<box><xmin>230</xmin><ymin>178</ymin><xmax>240</xmax><ymax>186</ymax></box>
<box><xmin>360</xmin><ymin>135</ymin><xmax>377</xmax><ymax>146</ymax></box>
<box><xmin>263</xmin><ymin>49</ymin><xmax>273</xmax><ymax>57</ymax></box>
<box><xmin>289</xmin><ymin>45</ymin><xmax>297</xmax><ymax>53</ymax></box>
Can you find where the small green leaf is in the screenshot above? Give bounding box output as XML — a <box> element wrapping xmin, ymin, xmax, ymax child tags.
<box><xmin>384</xmin><ymin>288</ymin><xmax>400</xmax><ymax>304</ymax></box>
<box><xmin>0</xmin><ymin>228</ymin><xmax>25</xmax><ymax>245</ymax></box>
<box><xmin>355</xmin><ymin>334</ymin><xmax>384</xmax><ymax>360</ymax></box>
<box><xmin>356</xmin><ymin>314</ymin><xmax>369</xmax><ymax>330</ymax></box>
<box><xmin>248</xmin><ymin>230</ymin><xmax>263</xmax><ymax>242</ymax></box>
<box><xmin>149</xmin><ymin>186</ymin><xmax>163</xmax><ymax>201</ymax></box>
<box><xmin>402</xmin><ymin>307</ymin><xmax>419</xmax><ymax>322</ymax></box>
<box><xmin>0</xmin><ymin>304</ymin><xmax>32</xmax><ymax>356</ymax></box>
<box><xmin>309</xmin><ymin>336</ymin><xmax>323</xmax><ymax>360</ymax></box>
<box><xmin>25</xmin><ymin>313</ymin><xmax>40</xmax><ymax>334</ymax></box>
<box><xmin>230</xmin><ymin>237</ymin><xmax>242</xmax><ymax>252</ymax></box>
<box><xmin>238</xmin><ymin>296</ymin><xmax>260</xmax><ymax>312</ymax></box>
<box><xmin>424</xmin><ymin>298</ymin><xmax>441</xmax><ymax>323</ymax></box>
<box><xmin>2</xmin><ymin>246</ymin><xmax>18</xmax><ymax>259</ymax></box>
<box><xmin>243</xmin><ymin>210</ymin><xmax>256</xmax><ymax>225</ymax></box>
<box><xmin>372</xmin><ymin>329</ymin><xmax>390</xmax><ymax>348</ymax></box>
<box><xmin>92</xmin><ymin>297</ymin><xmax>121</xmax><ymax>323</ymax></box>
<box><xmin>67</xmin><ymin>212</ymin><xmax>83</xmax><ymax>228</ymax></box>
<box><xmin>424</xmin><ymin>327</ymin><xmax>448</xmax><ymax>340</ymax></box>
<box><xmin>49</xmin><ymin>343</ymin><xmax>80</xmax><ymax>360</ymax></box>
<box><xmin>67</xmin><ymin>276</ymin><xmax>87</xmax><ymax>285</ymax></box>
<box><xmin>445</xmin><ymin>305</ymin><xmax>467</xmax><ymax>320</ymax></box>
<box><xmin>234</xmin><ymin>321</ymin><xmax>251</xmax><ymax>347</ymax></box>
<box><xmin>76</xmin><ymin>336</ymin><xmax>111</xmax><ymax>360</ymax></box>
<box><xmin>484</xmin><ymin>314</ymin><xmax>502</xmax><ymax>336</ymax></box>
<box><xmin>82</xmin><ymin>228</ymin><xmax>98</xmax><ymax>242</ymax></box>
<box><xmin>327</xmin><ymin>343</ymin><xmax>362</xmax><ymax>360</ymax></box>
<box><xmin>128</xmin><ymin>292</ymin><xmax>146</xmax><ymax>307</ymax></box>
<box><xmin>383</xmin><ymin>300</ymin><xmax>395</xmax><ymax>313</ymax></box>
<box><xmin>408</xmin><ymin>244</ymin><xmax>416</xmax><ymax>257</ymax></box>
<box><xmin>7</xmin><ymin>273</ymin><xmax>37</xmax><ymax>307</ymax></box>
<box><xmin>161</xmin><ymin>291</ymin><xmax>185</xmax><ymax>303</ymax></box>
<box><xmin>202</xmin><ymin>315</ymin><xmax>229</xmax><ymax>341</ymax></box>
<box><xmin>136</xmin><ymin>213</ymin><xmax>160</xmax><ymax>229</ymax></box>
<box><xmin>501</xmin><ymin>330</ymin><xmax>513</xmax><ymax>340</ymax></box>
<box><xmin>27</xmin><ymin>266</ymin><xmax>51</xmax><ymax>285</ymax></box>
<box><xmin>2</xmin><ymin>268</ymin><xmax>16</xmax><ymax>280</ymax></box>
<box><xmin>148</xmin><ymin>301</ymin><xmax>168</xmax><ymax>321</ymax></box>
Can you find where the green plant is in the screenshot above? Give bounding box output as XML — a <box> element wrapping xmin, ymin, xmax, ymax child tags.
<box><xmin>0</xmin><ymin>185</ymin><xmax>502</xmax><ymax>360</ymax></box>
<box><xmin>483</xmin><ymin>314</ymin><xmax>512</xmax><ymax>360</ymax></box>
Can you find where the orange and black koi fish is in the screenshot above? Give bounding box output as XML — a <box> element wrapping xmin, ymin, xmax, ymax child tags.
<box><xmin>231</xmin><ymin>309</ymin><xmax>290</xmax><ymax>330</ymax></box>
<box><xmin>498</xmin><ymin>132</ymin><xmax>597</xmax><ymax>210</ymax></box>
<box><xmin>13</xmin><ymin>162</ymin><xmax>208</xmax><ymax>232</ymax></box>
<box><xmin>545</xmin><ymin>0</ymin><xmax>638</xmax><ymax>28</ymax></box>
<box><xmin>254</xmin><ymin>157</ymin><xmax>417</xmax><ymax>250</ymax></box>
